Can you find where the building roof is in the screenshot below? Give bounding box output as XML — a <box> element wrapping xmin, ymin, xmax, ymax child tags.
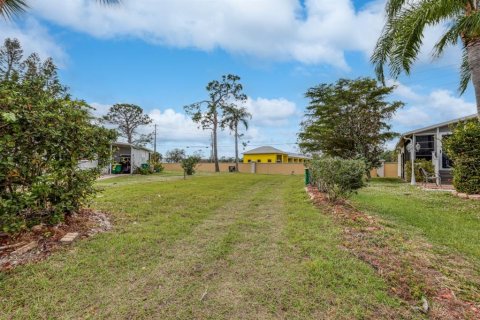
<box><xmin>287</xmin><ymin>153</ymin><xmax>312</xmax><ymax>159</ymax></box>
<box><xmin>401</xmin><ymin>114</ymin><xmax>477</xmax><ymax>137</ymax></box>
<box><xmin>243</xmin><ymin>146</ymin><xmax>312</xmax><ymax>159</ymax></box>
<box><xmin>243</xmin><ymin>146</ymin><xmax>288</xmax><ymax>155</ymax></box>
<box><xmin>113</xmin><ymin>142</ymin><xmax>154</xmax><ymax>153</ymax></box>
<box><xmin>396</xmin><ymin>114</ymin><xmax>477</xmax><ymax>149</ymax></box>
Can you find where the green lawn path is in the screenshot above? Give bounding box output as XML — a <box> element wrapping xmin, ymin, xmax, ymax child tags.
<box><xmin>0</xmin><ymin>174</ymin><xmax>412</xmax><ymax>319</ymax></box>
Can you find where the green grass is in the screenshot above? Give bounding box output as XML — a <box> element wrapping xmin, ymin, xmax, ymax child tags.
<box><xmin>0</xmin><ymin>174</ymin><xmax>413</xmax><ymax>319</ymax></box>
<box><xmin>351</xmin><ymin>179</ymin><xmax>480</xmax><ymax>263</ymax></box>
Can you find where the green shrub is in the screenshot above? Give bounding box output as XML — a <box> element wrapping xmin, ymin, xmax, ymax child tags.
<box><xmin>444</xmin><ymin>120</ymin><xmax>480</xmax><ymax>194</ymax></box>
<box><xmin>0</xmin><ymin>39</ymin><xmax>117</xmax><ymax>234</ymax></box>
<box><xmin>153</xmin><ymin>162</ymin><xmax>164</xmax><ymax>173</ymax></box>
<box><xmin>181</xmin><ymin>156</ymin><xmax>201</xmax><ymax>176</ymax></box>
<box><xmin>133</xmin><ymin>166</ymin><xmax>153</xmax><ymax>175</ymax></box>
<box><xmin>405</xmin><ymin>159</ymin><xmax>435</xmax><ymax>183</ymax></box>
<box><xmin>309</xmin><ymin>157</ymin><xmax>365</xmax><ymax>201</ymax></box>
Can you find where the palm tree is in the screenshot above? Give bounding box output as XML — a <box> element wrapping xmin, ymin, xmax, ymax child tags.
<box><xmin>372</xmin><ymin>0</ymin><xmax>480</xmax><ymax>119</ymax></box>
<box><xmin>0</xmin><ymin>0</ymin><xmax>118</xmax><ymax>19</ymax></box>
<box><xmin>221</xmin><ymin>105</ymin><xmax>252</xmax><ymax>172</ymax></box>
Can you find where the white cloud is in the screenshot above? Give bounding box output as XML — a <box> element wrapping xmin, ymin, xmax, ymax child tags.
<box><xmin>89</xmin><ymin>102</ymin><xmax>111</xmax><ymax>117</ymax></box>
<box><xmin>26</xmin><ymin>0</ymin><xmax>386</xmax><ymax>68</ymax></box>
<box><xmin>391</xmin><ymin>81</ymin><xmax>476</xmax><ymax>129</ymax></box>
<box><xmin>148</xmin><ymin>108</ymin><xmax>210</xmax><ymax>143</ymax></box>
<box><xmin>0</xmin><ymin>0</ymin><xmax>462</xmax><ymax>71</ymax></box>
<box><xmin>0</xmin><ymin>18</ymin><xmax>66</xmax><ymax>65</ymax></box>
<box><xmin>245</xmin><ymin>97</ymin><xmax>298</xmax><ymax>126</ymax></box>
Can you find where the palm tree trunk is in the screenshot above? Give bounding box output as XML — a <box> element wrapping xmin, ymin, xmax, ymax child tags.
<box><xmin>213</xmin><ymin>113</ymin><xmax>220</xmax><ymax>172</ymax></box>
<box><xmin>467</xmin><ymin>39</ymin><xmax>480</xmax><ymax>120</ymax></box>
<box><xmin>234</xmin><ymin>125</ymin><xmax>239</xmax><ymax>172</ymax></box>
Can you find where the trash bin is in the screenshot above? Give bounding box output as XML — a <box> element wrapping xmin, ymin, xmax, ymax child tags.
<box><xmin>112</xmin><ymin>164</ymin><xmax>122</xmax><ymax>174</ymax></box>
<box><xmin>305</xmin><ymin>168</ymin><xmax>310</xmax><ymax>185</ymax></box>
<box><xmin>141</xmin><ymin>163</ymin><xmax>149</xmax><ymax>170</ymax></box>
<box><xmin>228</xmin><ymin>166</ymin><xmax>236</xmax><ymax>172</ymax></box>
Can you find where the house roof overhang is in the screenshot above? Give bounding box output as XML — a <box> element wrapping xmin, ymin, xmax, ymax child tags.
<box><xmin>243</xmin><ymin>146</ymin><xmax>289</xmax><ymax>155</ymax></box>
<box><xmin>112</xmin><ymin>142</ymin><xmax>154</xmax><ymax>153</ymax></box>
<box><xmin>394</xmin><ymin>114</ymin><xmax>477</xmax><ymax>150</ymax></box>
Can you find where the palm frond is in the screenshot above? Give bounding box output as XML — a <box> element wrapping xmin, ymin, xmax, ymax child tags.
<box><xmin>0</xmin><ymin>0</ymin><xmax>28</xmax><ymax>19</ymax></box>
<box><xmin>460</xmin><ymin>48</ymin><xmax>472</xmax><ymax>94</ymax></box>
<box><xmin>371</xmin><ymin>22</ymin><xmax>396</xmax><ymax>84</ymax></box>
<box><xmin>373</xmin><ymin>0</ymin><xmax>466</xmax><ymax>84</ymax></box>
<box><xmin>1</xmin><ymin>0</ymin><xmax>118</xmax><ymax>19</ymax></box>
<box><xmin>386</xmin><ymin>0</ymin><xmax>407</xmax><ymax>19</ymax></box>
<box><xmin>433</xmin><ymin>18</ymin><xmax>463</xmax><ymax>58</ymax></box>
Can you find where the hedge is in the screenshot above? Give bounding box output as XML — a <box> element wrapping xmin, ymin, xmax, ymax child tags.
<box><xmin>309</xmin><ymin>157</ymin><xmax>365</xmax><ymax>201</ymax></box>
<box><xmin>444</xmin><ymin>120</ymin><xmax>480</xmax><ymax>195</ymax></box>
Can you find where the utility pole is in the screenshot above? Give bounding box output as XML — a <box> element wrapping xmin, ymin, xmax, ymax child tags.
<box><xmin>153</xmin><ymin>124</ymin><xmax>157</xmax><ymax>155</ymax></box>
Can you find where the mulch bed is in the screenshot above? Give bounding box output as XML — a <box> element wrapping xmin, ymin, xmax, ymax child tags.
<box><xmin>306</xmin><ymin>185</ymin><xmax>480</xmax><ymax>319</ymax></box>
<box><xmin>0</xmin><ymin>209</ymin><xmax>112</xmax><ymax>271</ymax></box>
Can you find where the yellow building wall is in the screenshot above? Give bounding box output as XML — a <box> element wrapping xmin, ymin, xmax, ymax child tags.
<box><xmin>243</xmin><ymin>153</ymin><xmax>306</xmax><ymax>164</ymax></box>
<box><xmin>243</xmin><ymin>153</ymin><xmax>284</xmax><ymax>163</ymax></box>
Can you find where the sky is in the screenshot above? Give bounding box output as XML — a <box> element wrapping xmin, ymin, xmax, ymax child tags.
<box><xmin>1</xmin><ymin>0</ymin><xmax>477</xmax><ymax>157</ymax></box>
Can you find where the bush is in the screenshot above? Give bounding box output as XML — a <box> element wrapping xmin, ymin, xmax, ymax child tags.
<box><xmin>153</xmin><ymin>162</ymin><xmax>164</xmax><ymax>173</ymax></box>
<box><xmin>405</xmin><ymin>159</ymin><xmax>435</xmax><ymax>183</ymax></box>
<box><xmin>444</xmin><ymin>120</ymin><xmax>480</xmax><ymax>194</ymax></box>
<box><xmin>309</xmin><ymin>157</ymin><xmax>366</xmax><ymax>201</ymax></box>
<box><xmin>181</xmin><ymin>156</ymin><xmax>201</xmax><ymax>176</ymax></box>
<box><xmin>0</xmin><ymin>39</ymin><xmax>117</xmax><ymax>233</ymax></box>
<box><xmin>133</xmin><ymin>166</ymin><xmax>153</xmax><ymax>175</ymax></box>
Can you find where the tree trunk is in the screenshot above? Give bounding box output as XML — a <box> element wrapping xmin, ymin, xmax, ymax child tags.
<box><xmin>234</xmin><ymin>125</ymin><xmax>239</xmax><ymax>172</ymax></box>
<box><xmin>467</xmin><ymin>39</ymin><xmax>480</xmax><ymax>120</ymax></box>
<box><xmin>5</xmin><ymin>61</ymin><xmax>12</xmax><ymax>81</ymax></box>
<box><xmin>213</xmin><ymin>113</ymin><xmax>220</xmax><ymax>172</ymax></box>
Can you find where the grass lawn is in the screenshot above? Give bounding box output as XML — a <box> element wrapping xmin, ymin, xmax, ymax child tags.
<box><xmin>0</xmin><ymin>174</ymin><xmax>413</xmax><ymax>319</ymax></box>
<box><xmin>351</xmin><ymin>179</ymin><xmax>480</xmax><ymax>263</ymax></box>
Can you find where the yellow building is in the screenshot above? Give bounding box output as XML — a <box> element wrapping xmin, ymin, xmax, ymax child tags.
<box><xmin>242</xmin><ymin>146</ymin><xmax>311</xmax><ymax>164</ymax></box>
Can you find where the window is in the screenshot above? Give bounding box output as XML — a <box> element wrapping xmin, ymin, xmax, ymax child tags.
<box><xmin>257</xmin><ymin>159</ymin><xmax>261</xmax><ymax>163</ymax></box>
<box><xmin>276</xmin><ymin>155</ymin><xmax>282</xmax><ymax>163</ymax></box>
<box><xmin>415</xmin><ymin>135</ymin><xmax>434</xmax><ymax>161</ymax></box>
<box><xmin>268</xmin><ymin>159</ymin><xmax>272</xmax><ymax>163</ymax></box>
<box><xmin>248</xmin><ymin>159</ymin><xmax>251</xmax><ymax>163</ymax></box>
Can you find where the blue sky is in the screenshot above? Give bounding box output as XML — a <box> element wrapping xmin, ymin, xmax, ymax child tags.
<box><xmin>1</xmin><ymin>0</ymin><xmax>476</xmax><ymax>157</ymax></box>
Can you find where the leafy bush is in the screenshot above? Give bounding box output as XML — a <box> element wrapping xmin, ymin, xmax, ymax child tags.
<box><xmin>153</xmin><ymin>162</ymin><xmax>164</xmax><ymax>173</ymax></box>
<box><xmin>0</xmin><ymin>39</ymin><xmax>117</xmax><ymax>233</ymax></box>
<box><xmin>444</xmin><ymin>120</ymin><xmax>480</xmax><ymax>194</ymax></box>
<box><xmin>309</xmin><ymin>157</ymin><xmax>365</xmax><ymax>201</ymax></box>
<box><xmin>405</xmin><ymin>159</ymin><xmax>435</xmax><ymax>183</ymax></box>
<box><xmin>181</xmin><ymin>156</ymin><xmax>201</xmax><ymax>176</ymax></box>
<box><xmin>133</xmin><ymin>166</ymin><xmax>153</xmax><ymax>175</ymax></box>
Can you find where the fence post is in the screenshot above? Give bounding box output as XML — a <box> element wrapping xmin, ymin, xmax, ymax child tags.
<box><xmin>305</xmin><ymin>168</ymin><xmax>310</xmax><ymax>185</ymax></box>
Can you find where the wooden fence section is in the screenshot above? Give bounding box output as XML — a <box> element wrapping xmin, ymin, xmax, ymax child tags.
<box><xmin>162</xmin><ymin>162</ymin><xmax>306</xmax><ymax>175</ymax></box>
<box><xmin>164</xmin><ymin>161</ymin><xmax>399</xmax><ymax>177</ymax></box>
<box><xmin>370</xmin><ymin>162</ymin><xmax>398</xmax><ymax>178</ymax></box>
<box><xmin>256</xmin><ymin>163</ymin><xmax>305</xmax><ymax>175</ymax></box>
